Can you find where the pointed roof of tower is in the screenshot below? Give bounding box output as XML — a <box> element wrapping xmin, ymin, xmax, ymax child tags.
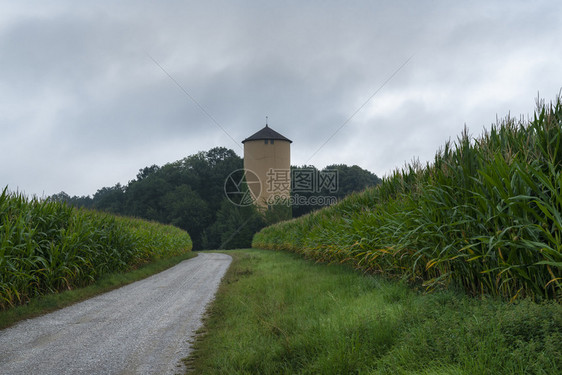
<box><xmin>242</xmin><ymin>124</ymin><xmax>293</xmax><ymax>143</ymax></box>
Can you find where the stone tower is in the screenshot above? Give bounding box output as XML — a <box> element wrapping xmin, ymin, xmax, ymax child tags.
<box><xmin>242</xmin><ymin>123</ymin><xmax>292</xmax><ymax>207</ymax></box>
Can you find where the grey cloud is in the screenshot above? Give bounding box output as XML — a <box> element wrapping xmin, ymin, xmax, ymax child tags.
<box><xmin>1</xmin><ymin>0</ymin><xmax>561</xmax><ymax>196</ymax></box>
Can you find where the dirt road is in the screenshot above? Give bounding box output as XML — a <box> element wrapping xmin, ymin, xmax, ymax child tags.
<box><xmin>0</xmin><ymin>252</ymin><xmax>231</xmax><ymax>375</ymax></box>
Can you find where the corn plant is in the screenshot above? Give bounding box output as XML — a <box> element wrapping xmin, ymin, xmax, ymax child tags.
<box><xmin>253</xmin><ymin>94</ymin><xmax>562</xmax><ymax>301</ymax></box>
<box><xmin>0</xmin><ymin>189</ymin><xmax>192</xmax><ymax>309</ymax></box>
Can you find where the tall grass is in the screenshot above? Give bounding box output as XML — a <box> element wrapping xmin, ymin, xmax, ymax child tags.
<box><xmin>253</xmin><ymin>94</ymin><xmax>562</xmax><ymax>301</ymax></box>
<box><xmin>0</xmin><ymin>189</ymin><xmax>192</xmax><ymax>309</ymax></box>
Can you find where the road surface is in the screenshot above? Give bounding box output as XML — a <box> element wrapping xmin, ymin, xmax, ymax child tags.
<box><xmin>0</xmin><ymin>252</ymin><xmax>232</xmax><ymax>375</ymax></box>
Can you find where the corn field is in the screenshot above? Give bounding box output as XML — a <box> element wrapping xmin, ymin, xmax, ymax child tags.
<box><xmin>253</xmin><ymin>95</ymin><xmax>562</xmax><ymax>301</ymax></box>
<box><xmin>0</xmin><ymin>189</ymin><xmax>192</xmax><ymax>309</ymax></box>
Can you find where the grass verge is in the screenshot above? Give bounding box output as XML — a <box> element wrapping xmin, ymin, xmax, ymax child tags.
<box><xmin>186</xmin><ymin>249</ymin><xmax>561</xmax><ymax>374</ymax></box>
<box><xmin>0</xmin><ymin>251</ymin><xmax>196</xmax><ymax>330</ymax></box>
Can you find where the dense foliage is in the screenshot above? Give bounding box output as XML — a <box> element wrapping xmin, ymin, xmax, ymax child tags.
<box><xmin>254</xmin><ymin>95</ymin><xmax>562</xmax><ymax>301</ymax></box>
<box><xmin>0</xmin><ymin>189</ymin><xmax>192</xmax><ymax>309</ymax></box>
<box><xmin>53</xmin><ymin>148</ymin><xmax>380</xmax><ymax>249</ymax></box>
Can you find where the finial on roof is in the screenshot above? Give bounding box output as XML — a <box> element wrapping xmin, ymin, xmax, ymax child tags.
<box><xmin>265</xmin><ymin>116</ymin><xmax>269</xmax><ymax>127</ymax></box>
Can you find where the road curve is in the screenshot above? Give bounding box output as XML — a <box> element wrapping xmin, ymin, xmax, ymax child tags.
<box><xmin>0</xmin><ymin>252</ymin><xmax>232</xmax><ymax>375</ymax></box>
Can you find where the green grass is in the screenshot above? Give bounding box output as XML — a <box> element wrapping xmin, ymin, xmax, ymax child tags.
<box><xmin>253</xmin><ymin>94</ymin><xmax>562</xmax><ymax>301</ymax></box>
<box><xmin>0</xmin><ymin>251</ymin><xmax>196</xmax><ymax>330</ymax></box>
<box><xmin>186</xmin><ymin>249</ymin><xmax>562</xmax><ymax>374</ymax></box>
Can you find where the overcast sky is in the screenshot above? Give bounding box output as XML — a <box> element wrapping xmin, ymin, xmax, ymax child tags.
<box><xmin>1</xmin><ymin>0</ymin><xmax>561</xmax><ymax>197</ymax></box>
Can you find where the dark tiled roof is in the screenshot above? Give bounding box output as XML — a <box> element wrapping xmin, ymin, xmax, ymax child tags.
<box><xmin>242</xmin><ymin>125</ymin><xmax>292</xmax><ymax>143</ymax></box>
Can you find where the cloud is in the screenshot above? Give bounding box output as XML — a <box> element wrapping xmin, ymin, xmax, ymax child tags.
<box><xmin>1</xmin><ymin>0</ymin><xmax>561</xmax><ymax>196</ymax></box>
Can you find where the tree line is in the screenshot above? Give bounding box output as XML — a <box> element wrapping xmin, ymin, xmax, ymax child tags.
<box><xmin>52</xmin><ymin>147</ymin><xmax>380</xmax><ymax>249</ymax></box>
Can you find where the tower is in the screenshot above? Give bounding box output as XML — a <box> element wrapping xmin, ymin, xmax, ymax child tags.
<box><xmin>242</xmin><ymin>122</ymin><xmax>292</xmax><ymax>208</ymax></box>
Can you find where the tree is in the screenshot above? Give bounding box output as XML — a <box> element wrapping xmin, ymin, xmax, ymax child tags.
<box><xmin>291</xmin><ymin>164</ymin><xmax>381</xmax><ymax>218</ymax></box>
<box><xmin>180</xmin><ymin>147</ymin><xmax>243</xmax><ymax>214</ymax></box>
<box><xmin>75</xmin><ymin>147</ymin><xmax>244</xmax><ymax>249</ymax></box>
<box><xmin>49</xmin><ymin>191</ymin><xmax>71</xmax><ymax>203</ymax></box>
<box><xmin>93</xmin><ymin>184</ymin><xmax>125</xmax><ymax>214</ymax></box>
<box><xmin>49</xmin><ymin>192</ymin><xmax>93</xmax><ymax>208</ymax></box>
<box><xmin>49</xmin><ymin>147</ymin><xmax>380</xmax><ymax>250</ymax></box>
<box><xmin>202</xmin><ymin>199</ymin><xmax>265</xmax><ymax>250</ymax></box>
<box><xmin>136</xmin><ymin>165</ymin><xmax>160</xmax><ymax>180</ymax></box>
<box><xmin>160</xmin><ymin>185</ymin><xmax>211</xmax><ymax>247</ymax></box>
<box><xmin>323</xmin><ymin>164</ymin><xmax>381</xmax><ymax>200</ymax></box>
<box><xmin>124</xmin><ymin>176</ymin><xmax>170</xmax><ymax>221</ymax></box>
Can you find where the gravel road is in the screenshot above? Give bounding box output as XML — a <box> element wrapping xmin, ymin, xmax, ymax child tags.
<box><xmin>0</xmin><ymin>252</ymin><xmax>232</xmax><ymax>375</ymax></box>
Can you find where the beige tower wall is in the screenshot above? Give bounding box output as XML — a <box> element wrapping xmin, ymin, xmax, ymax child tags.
<box><xmin>243</xmin><ymin>140</ymin><xmax>291</xmax><ymax>207</ymax></box>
